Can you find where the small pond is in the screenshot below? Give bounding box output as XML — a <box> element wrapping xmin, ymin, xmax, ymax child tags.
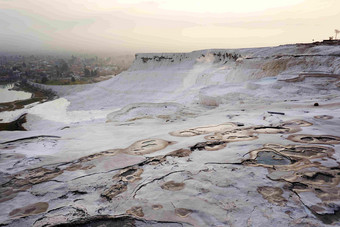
<box><xmin>0</xmin><ymin>84</ymin><xmax>32</xmax><ymax>103</ymax></box>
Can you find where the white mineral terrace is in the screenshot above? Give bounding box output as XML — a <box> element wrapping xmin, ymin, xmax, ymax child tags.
<box><xmin>0</xmin><ymin>43</ymin><xmax>340</xmax><ymax>227</ymax></box>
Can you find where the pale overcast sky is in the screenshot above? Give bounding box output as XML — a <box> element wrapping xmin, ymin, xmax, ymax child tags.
<box><xmin>0</xmin><ymin>0</ymin><xmax>339</xmax><ymax>54</ymax></box>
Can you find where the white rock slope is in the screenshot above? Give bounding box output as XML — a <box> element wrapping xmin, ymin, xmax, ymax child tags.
<box><xmin>0</xmin><ymin>42</ymin><xmax>340</xmax><ymax>227</ymax></box>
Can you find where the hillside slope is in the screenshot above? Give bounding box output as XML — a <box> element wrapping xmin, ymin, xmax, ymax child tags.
<box><xmin>1</xmin><ymin>43</ymin><xmax>340</xmax><ymax>227</ymax></box>
<box><xmin>47</xmin><ymin>43</ymin><xmax>340</xmax><ymax>111</ymax></box>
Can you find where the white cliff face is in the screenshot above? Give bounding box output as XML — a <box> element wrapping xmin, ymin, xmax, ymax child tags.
<box><xmin>39</xmin><ymin>44</ymin><xmax>340</xmax><ymax>112</ymax></box>
<box><xmin>1</xmin><ymin>43</ymin><xmax>340</xmax><ymax>227</ymax></box>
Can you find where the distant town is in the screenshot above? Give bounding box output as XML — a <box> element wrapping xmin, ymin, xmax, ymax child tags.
<box><xmin>0</xmin><ymin>54</ymin><xmax>134</xmax><ymax>85</ymax></box>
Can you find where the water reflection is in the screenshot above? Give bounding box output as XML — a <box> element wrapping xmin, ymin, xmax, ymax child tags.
<box><xmin>0</xmin><ymin>84</ymin><xmax>32</xmax><ymax>103</ymax></box>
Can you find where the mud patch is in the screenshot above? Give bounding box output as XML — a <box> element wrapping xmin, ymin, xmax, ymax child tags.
<box><xmin>287</xmin><ymin>134</ymin><xmax>340</xmax><ymax>144</ymax></box>
<box><xmin>166</xmin><ymin>149</ymin><xmax>192</xmax><ymax>158</ymax></box>
<box><xmin>125</xmin><ymin>139</ymin><xmax>174</xmax><ymax>155</ymax></box>
<box><xmin>142</xmin><ymin>156</ymin><xmax>167</xmax><ymax>165</ymax></box>
<box><xmin>252</xmin><ymin>126</ymin><xmax>293</xmax><ymax>134</ymax></box>
<box><xmin>245</xmin><ymin>143</ymin><xmax>340</xmax><ymax>224</ymax></box>
<box><xmin>53</xmin><ymin>216</ymin><xmax>136</xmax><ymax>227</ymax></box>
<box><xmin>205</xmin><ymin>128</ymin><xmax>258</xmax><ymax>142</ymax></box>
<box><xmin>314</xmin><ymin>115</ymin><xmax>333</xmax><ymax>120</ymax></box>
<box><xmin>190</xmin><ymin>141</ymin><xmax>227</xmax><ymax>151</ymax></box>
<box><xmin>50</xmin><ymin>215</ymin><xmax>183</xmax><ymax>227</ymax></box>
<box><xmin>169</xmin><ymin>123</ymin><xmax>237</xmax><ymax>137</ymax></box>
<box><xmin>152</xmin><ymin>204</ymin><xmax>163</xmax><ymax>210</ymax></box>
<box><xmin>282</xmin><ymin>119</ymin><xmax>313</xmax><ymax>127</ymax></box>
<box><xmin>113</xmin><ymin>167</ymin><xmax>144</xmax><ymax>183</ymax></box>
<box><xmin>161</xmin><ymin>181</ymin><xmax>185</xmax><ymax>191</ymax></box>
<box><xmin>276</xmin><ymin>145</ymin><xmax>334</xmax><ymax>159</ymax></box>
<box><xmin>175</xmin><ymin>208</ymin><xmax>192</xmax><ymax>218</ymax></box>
<box><xmin>9</xmin><ymin>202</ymin><xmax>48</xmax><ymax>218</ymax></box>
<box><xmin>65</xmin><ymin>164</ymin><xmax>95</xmax><ymax>172</ymax></box>
<box><xmin>0</xmin><ymin>185</ymin><xmax>30</xmax><ymax>203</ymax></box>
<box><xmin>1</xmin><ymin>167</ymin><xmax>63</xmax><ymax>203</ymax></box>
<box><xmin>204</xmin><ymin>121</ymin><xmax>303</xmax><ymax>144</ymax></box>
<box><xmin>101</xmin><ymin>183</ymin><xmax>128</xmax><ymax>200</ymax></box>
<box><xmin>0</xmin><ymin>153</ymin><xmax>25</xmax><ymax>162</ymax></box>
<box><xmin>257</xmin><ymin>186</ymin><xmax>286</xmax><ymax>206</ymax></box>
<box><xmin>0</xmin><ymin>114</ymin><xmax>27</xmax><ymax>131</ymax></box>
<box><xmin>255</xmin><ymin>150</ymin><xmax>292</xmax><ymax>166</ymax></box>
<box><xmin>126</xmin><ymin>206</ymin><xmax>144</xmax><ymax>218</ymax></box>
<box><xmin>107</xmin><ymin>102</ymin><xmax>193</xmax><ymax>123</ymax></box>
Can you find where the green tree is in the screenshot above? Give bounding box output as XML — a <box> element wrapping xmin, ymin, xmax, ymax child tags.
<box><xmin>61</xmin><ymin>62</ymin><xmax>69</xmax><ymax>72</ymax></box>
<box><xmin>84</xmin><ymin>68</ymin><xmax>90</xmax><ymax>76</ymax></box>
<box><xmin>41</xmin><ymin>76</ymin><xmax>48</xmax><ymax>84</ymax></box>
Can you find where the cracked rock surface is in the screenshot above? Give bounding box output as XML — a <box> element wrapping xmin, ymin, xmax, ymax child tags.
<box><xmin>1</xmin><ymin>44</ymin><xmax>340</xmax><ymax>226</ymax></box>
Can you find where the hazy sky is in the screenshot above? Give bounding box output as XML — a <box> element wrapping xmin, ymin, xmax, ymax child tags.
<box><xmin>0</xmin><ymin>0</ymin><xmax>339</xmax><ymax>54</ymax></box>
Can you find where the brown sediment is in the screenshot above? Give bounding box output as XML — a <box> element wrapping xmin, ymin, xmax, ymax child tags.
<box><xmin>77</xmin><ymin>149</ymin><xmax>121</xmax><ymax>163</ymax></box>
<box><xmin>204</xmin><ymin>122</ymin><xmax>303</xmax><ymax>145</ymax></box>
<box><xmin>0</xmin><ymin>138</ymin><xmax>172</xmax><ymax>205</ymax></box>
<box><xmin>281</xmin><ymin>119</ymin><xmax>313</xmax><ymax>127</ymax></box>
<box><xmin>9</xmin><ymin>202</ymin><xmax>49</xmax><ymax>218</ymax></box>
<box><xmin>175</xmin><ymin>208</ymin><xmax>193</xmax><ymax>218</ymax></box>
<box><xmin>127</xmin><ymin>116</ymin><xmax>153</xmax><ymax>121</ymax></box>
<box><xmin>0</xmin><ymin>98</ymin><xmax>41</xmax><ymax>112</ymax></box>
<box><xmin>5</xmin><ymin>167</ymin><xmax>64</xmax><ymax>188</ymax></box>
<box><xmin>178</xmin><ymin>120</ymin><xmax>311</xmax><ymax>152</ymax></box>
<box><xmin>268</xmin><ymin>144</ymin><xmax>334</xmax><ymax>160</ymax></box>
<box><xmin>252</xmin><ymin>126</ymin><xmax>295</xmax><ymax>134</ymax></box>
<box><xmin>126</xmin><ymin>206</ymin><xmax>144</xmax><ymax>217</ymax></box>
<box><xmin>260</xmin><ymin>59</ymin><xmax>289</xmax><ymax>76</ymax></box>
<box><xmin>0</xmin><ymin>153</ymin><xmax>25</xmax><ymax>162</ymax></box>
<box><xmin>101</xmin><ymin>183</ymin><xmax>128</xmax><ymax>200</ymax></box>
<box><xmin>142</xmin><ymin>155</ymin><xmax>167</xmax><ymax>165</ymax></box>
<box><xmin>205</xmin><ymin>128</ymin><xmax>258</xmax><ymax>142</ymax></box>
<box><xmin>0</xmin><ymin>167</ymin><xmax>64</xmax><ymax>204</ymax></box>
<box><xmin>244</xmin><ymin>143</ymin><xmax>340</xmax><ymax>224</ymax></box>
<box><xmin>65</xmin><ymin>164</ymin><xmax>95</xmax><ymax>172</ymax></box>
<box><xmin>172</xmin><ymin>120</ymin><xmax>309</xmax><ymax>153</ymax></box>
<box><xmin>0</xmin><ymin>185</ymin><xmax>31</xmax><ymax>203</ymax></box>
<box><xmin>190</xmin><ymin>141</ymin><xmax>227</xmax><ymax>151</ymax></box>
<box><xmin>287</xmin><ymin>134</ymin><xmax>340</xmax><ymax>144</ymax></box>
<box><xmin>26</xmin><ymin>170</ymin><xmax>63</xmax><ymax>185</ymax></box>
<box><xmin>246</xmin><ymin>148</ymin><xmax>292</xmax><ymax>167</ymax></box>
<box><xmin>166</xmin><ymin>149</ymin><xmax>192</xmax><ymax>158</ymax></box>
<box><xmin>74</xmin><ymin>138</ymin><xmax>173</xmax><ymax>165</ymax></box>
<box><xmin>279</xmin><ymin>73</ymin><xmax>340</xmax><ymax>83</ymax></box>
<box><xmin>161</xmin><ymin>181</ymin><xmax>185</xmax><ymax>191</ymax></box>
<box><xmin>38</xmin><ymin>215</ymin><xmax>186</xmax><ymax>227</ymax></box>
<box><xmin>257</xmin><ymin>186</ymin><xmax>287</xmax><ymax>206</ymax></box>
<box><xmin>314</xmin><ymin>115</ymin><xmax>333</xmax><ymax>120</ymax></box>
<box><xmin>0</xmin><ymin>114</ymin><xmax>27</xmax><ymax>131</ymax></box>
<box><xmin>1</xmin><ymin>150</ymin><xmax>110</xmax><ymax>203</ymax></box>
<box><xmin>124</xmin><ymin>139</ymin><xmax>174</xmax><ymax>155</ymax></box>
<box><xmin>152</xmin><ymin>204</ymin><xmax>163</xmax><ymax>210</ymax></box>
<box><xmin>169</xmin><ymin>123</ymin><xmax>237</xmax><ymax>137</ymax></box>
<box><xmin>113</xmin><ymin>167</ymin><xmax>144</xmax><ymax>183</ymax></box>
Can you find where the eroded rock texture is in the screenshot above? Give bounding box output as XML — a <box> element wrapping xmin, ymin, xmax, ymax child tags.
<box><xmin>1</xmin><ymin>45</ymin><xmax>340</xmax><ymax>226</ymax></box>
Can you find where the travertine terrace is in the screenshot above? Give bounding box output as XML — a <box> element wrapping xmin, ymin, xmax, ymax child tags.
<box><xmin>1</xmin><ymin>42</ymin><xmax>340</xmax><ymax>226</ymax></box>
